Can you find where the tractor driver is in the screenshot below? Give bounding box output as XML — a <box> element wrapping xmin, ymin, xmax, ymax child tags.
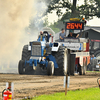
<box><xmin>38</xmin><ymin>31</ymin><xmax>51</xmax><ymax>42</ymax></box>
<box><xmin>68</xmin><ymin>30</ymin><xmax>79</xmax><ymax>38</ymax></box>
<box><xmin>43</xmin><ymin>31</ymin><xmax>51</xmax><ymax>42</ymax></box>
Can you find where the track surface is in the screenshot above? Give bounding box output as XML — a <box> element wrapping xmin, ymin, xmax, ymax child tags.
<box><xmin>0</xmin><ymin>72</ymin><xmax>99</xmax><ymax>99</ymax></box>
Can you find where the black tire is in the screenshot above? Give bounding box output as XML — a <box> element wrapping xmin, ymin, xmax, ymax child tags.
<box><xmin>70</xmin><ymin>54</ymin><xmax>76</xmax><ymax>75</ymax></box>
<box><xmin>22</xmin><ymin>45</ymin><xmax>31</xmax><ymax>60</ymax></box>
<box><xmin>94</xmin><ymin>50</ymin><xmax>100</xmax><ymax>59</ymax></box>
<box><xmin>18</xmin><ymin>60</ymin><xmax>25</xmax><ymax>74</ymax></box>
<box><xmin>52</xmin><ymin>46</ymin><xmax>68</xmax><ymax>76</ymax></box>
<box><xmin>21</xmin><ymin>45</ymin><xmax>33</xmax><ymax>72</ymax></box>
<box><xmin>47</xmin><ymin>61</ymin><xmax>54</xmax><ymax>75</ymax></box>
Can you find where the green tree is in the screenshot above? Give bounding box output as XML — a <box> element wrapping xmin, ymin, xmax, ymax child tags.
<box><xmin>47</xmin><ymin>0</ymin><xmax>100</xmax><ymax>20</ymax></box>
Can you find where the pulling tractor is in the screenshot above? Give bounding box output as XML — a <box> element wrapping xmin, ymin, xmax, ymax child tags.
<box><xmin>18</xmin><ymin>18</ymin><xmax>90</xmax><ymax>76</ymax></box>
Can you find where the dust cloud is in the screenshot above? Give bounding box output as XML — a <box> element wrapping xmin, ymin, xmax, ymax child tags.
<box><xmin>0</xmin><ymin>0</ymin><xmax>47</xmax><ymax>73</ymax></box>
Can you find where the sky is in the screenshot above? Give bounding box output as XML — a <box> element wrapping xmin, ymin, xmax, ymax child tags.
<box><xmin>48</xmin><ymin>0</ymin><xmax>100</xmax><ymax>26</ymax></box>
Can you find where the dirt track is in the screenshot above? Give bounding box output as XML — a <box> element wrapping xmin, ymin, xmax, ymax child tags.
<box><xmin>0</xmin><ymin>72</ymin><xmax>100</xmax><ymax>99</ymax></box>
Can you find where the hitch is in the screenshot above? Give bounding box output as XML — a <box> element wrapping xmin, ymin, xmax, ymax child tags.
<box><xmin>25</xmin><ymin>59</ymin><xmax>48</xmax><ymax>67</ymax></box>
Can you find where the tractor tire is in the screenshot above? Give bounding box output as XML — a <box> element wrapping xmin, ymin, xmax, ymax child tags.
<box><xmin>21</xmin><ymin>45</ymin><xmax>33</xmax><ymax>72</ymax></box>
<box><xmin>94</xmin><ymin>50</ymin><xmax>100</xmax><ymax>59</ymax></box>
<box><xmin>52</xmin><ymin>46</ymin><xmax>68</xmax><ymax>76</ymax></box>
<box><xmin>18</xmin><ymin>60</ymin><xmax>25</xmax><ymax>74</ymax></box>
<box><xmin>22</xmin><ymin>45</ymin><xmax>31</xmax><ymax>60</ymax></box>
<box><xmin>70</xmin><ymin>54</ymin><xmax>76</xmax><ymax>75</ymax></box>
<box><xmin>47</xmin><ymin>61</ymin><xmax>54</xmax><ymax>76</ymax></box>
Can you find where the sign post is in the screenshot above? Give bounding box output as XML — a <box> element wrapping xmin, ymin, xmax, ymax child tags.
<box><xmin>65</xmin><ymin>74</ymin><xmax>68</xmax><ymax>95</ymax></box>
<box><xmin>64</xmin><ymin>74</ymin><xmax>70</xmax><ymax>96</ymax></box>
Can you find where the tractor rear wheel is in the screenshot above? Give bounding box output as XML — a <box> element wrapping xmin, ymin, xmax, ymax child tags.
<box><xmin>94</xmin><ymin>50</ymin><xmax>100</xmax><ymax>59</ymax></box>
<box><xmin>47</xmin><ymin>61</ymin><xmax>54</xmax><ymax>75</ymax></box>
<box><xmin>21</xmin><ymin>45</ymin><xmax>33</xmax><ymax>72</ymax></box>
<box><xmin>53</xmin><ymin>46</ymin><xmax>68</xmax><ymax>76</ymax></box>
<box><xmin>18</xmin><ymin>60</ymin><xmax>25</xmax><ymax>74</ymax></box>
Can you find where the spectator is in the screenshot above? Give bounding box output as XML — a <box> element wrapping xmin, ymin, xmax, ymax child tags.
<box><xmin>91</xmin><ymin>54</ymin><xmax>96</xmax><ymax>60</ymax></box>
<box><xmin>59</xmin><ymin>28</ymin><xmax>66</xmax><ymax>42</ymax></box>
<box><xmin>68</xmin><ymin>30</ymin><xmax>79</xmax><ymax>38</ymax></box>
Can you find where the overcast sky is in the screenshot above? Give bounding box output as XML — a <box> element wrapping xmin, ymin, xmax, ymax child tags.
<box><xmin>48</xmin><ymin>0</ymin><xmax>100</xmax><ymax>26</ymax></box>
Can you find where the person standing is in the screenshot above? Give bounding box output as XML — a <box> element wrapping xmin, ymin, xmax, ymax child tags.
<box><xmin>91</xmin><ymin>54</ymin><xmax>96</xmax><ymax>60</ymax></box>
<box><xmin>59</xmin><ymin>28</ymin><xmax>66</xmax><ymax>42</ymax></box>
<box><xmin>68</xmin><ymin>30</ymin><xmax>79</xmax><ymax>38</ymax></box>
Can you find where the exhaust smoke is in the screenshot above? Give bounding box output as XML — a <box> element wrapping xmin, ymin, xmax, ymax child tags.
<box><xmin>0</xmin><ymin>0</ymin><xmax>48</xmax><ymax>73</ymax></box>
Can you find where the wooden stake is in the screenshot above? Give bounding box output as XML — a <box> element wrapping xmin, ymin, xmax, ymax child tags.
<box><xmin>8</xmin><ymin>82</ymin><xmax>11</xmax><ymax>87</ymax></box>
<box><xmin>65</xmin><ymin>74</ymin><xmax>68</xmax><ymax>95</ymax></box>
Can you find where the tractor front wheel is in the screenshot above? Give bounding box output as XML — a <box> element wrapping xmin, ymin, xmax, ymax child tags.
<box><xmin>47</xmin><ymin>61</ymin><xmax>54</xmax><ymax>76</ymax></box>
<box><xmin>22</xmin><ymin>45</ymin><xmax>33</xmax><ymax>72</ymax></box>
<box><xmin>18</xmin><ymin>60</ymin><xmax>25</xmax><ymax>74</ymax></box>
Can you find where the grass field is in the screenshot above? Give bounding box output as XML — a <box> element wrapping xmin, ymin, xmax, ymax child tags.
<box><xmin>87</xmin><ymin>71</ymin><xmax>100</xmax><ymax>73</ymax></box>
<box><xmin>27</xmin><ymin>88</ymin><xmax>100</xmax><ymax>100</ymax></box>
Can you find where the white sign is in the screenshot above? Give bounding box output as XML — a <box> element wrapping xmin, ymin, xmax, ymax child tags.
<box><xmin>63</xmin><ymin>43</ymin><xmax>83</xmax><ymax>50</ymax></box>
<box><xmin>63</xmin><ymin>76</ymin><xmax>70</xmax><ymax>88</ymax></box>
<box><xmin>96</xmin><ymin>65</ymin><xmax>99</xmax><ymax>68</ymax></box>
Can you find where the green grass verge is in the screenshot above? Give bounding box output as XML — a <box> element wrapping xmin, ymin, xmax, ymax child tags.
<box><xmin>87</xmin><ymin>71</ymin><xmax>100</xmax><ymax>73</ymax></box>
<box><xmin>28</xmin><ymin>88</ymin><xmax>100</xmax><ymax>100</ymax></box>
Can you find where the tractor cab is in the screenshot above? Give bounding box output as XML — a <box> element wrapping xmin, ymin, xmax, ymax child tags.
<box><xmin>37</xmin><ymin>27</ymin><xmax>55</xmax><ymax>43</ymax></box>
<box><xmin>37</xmin><ymin>31</ymin><xmax>49</xmax><ymax>42</ymax></box>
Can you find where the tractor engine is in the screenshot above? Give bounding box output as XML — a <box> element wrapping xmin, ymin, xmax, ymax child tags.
<box><xmin>31</xmin><ymin>42</ymin><xmax>42</xmax><ymax>56</ymax></box>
